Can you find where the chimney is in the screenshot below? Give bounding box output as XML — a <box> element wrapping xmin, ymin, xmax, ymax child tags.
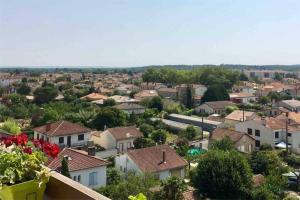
<box><xmin>46</xmin><ymin>123</ymin><xmax>51</xmax><ymax>131</ymax></box>
<box><xmin>162</xmin><ymin>150</ymin><xmax>166</xmax><ymax>164</ymax></box>
<box><xmin>88</xmin><ymin>146</ymin><xmax>96</xmax><ymax>156</ymax></box>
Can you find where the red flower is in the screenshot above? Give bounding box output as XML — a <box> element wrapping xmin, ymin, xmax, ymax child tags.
<box><xmin>4</xmin><ymin>138</ymin><xmax>13</xmax><ymax>147</ymax></box>
<box><xmin>23</xmin><ymin>147</ymin><xmax>32</xmax><ymax>154</ymax></box>
<box><xmin>50</xmin><ymin>144</ymin><xmax>60</xmax><ymax>158</ymax></box>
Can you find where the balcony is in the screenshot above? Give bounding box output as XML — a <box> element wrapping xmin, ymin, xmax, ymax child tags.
<box><xmin>44</xmin><ymin>171</ymin><xmax>110</xmax><ymax>200</ymax></box>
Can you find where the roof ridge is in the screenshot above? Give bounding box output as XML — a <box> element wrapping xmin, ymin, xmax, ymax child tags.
<box><xmin>50</xmin><ymin>120</ymin><xmax>65</xmax><ymax>136</ymax></box>
<box><xmin>67</xmin><ymin>148</ymin><xmax>109</xmax><ymax>165</ymax></box>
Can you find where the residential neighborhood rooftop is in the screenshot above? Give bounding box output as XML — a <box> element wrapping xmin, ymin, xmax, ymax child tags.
<box><xmin>127</xmin><ymin>145</ymin><xmax>188</xmax><ymax>173</ymax></box>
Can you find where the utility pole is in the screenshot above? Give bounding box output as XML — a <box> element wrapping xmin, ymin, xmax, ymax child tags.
<box><xmin>201</xmin><ymin>115</ymin><xmax>204</xmax><ymax>139</ymax></box>
<box><xmin>286</xmin><ymin>112</ymin><xmax>289</xmax><ymax>157</ymax></box>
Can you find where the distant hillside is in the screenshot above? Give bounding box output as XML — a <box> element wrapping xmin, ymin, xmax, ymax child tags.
<box><xmin>0</xmin><ymin>64</ymin><xmax>300</xmax><ymax>73</ymax></box>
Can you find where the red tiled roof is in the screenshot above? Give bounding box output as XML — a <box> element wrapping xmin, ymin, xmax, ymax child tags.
<box><xmin>33</xmin><ymin>120</ymin><xmax>91</xmax><ymax>136</ymax></box>
<box><xmin>205</xmin><ymin>101</ymin><xmax>234</xmax><ymax>109</ymax></box>
<box><xmin>127</xmin><ymin>145</ymin><xmax>188</xmax><ymax>173</ymax></box>
<box><xmin>212</xmin><ymin>128</ymin><xmax>254</xmax><ymax>143</ymax></box>
<box><xmin>105</xmin><ymin>126</ymin><xmax>143</xmax><ymax>140</ymax></box>
<box><xmin>47</xmin><ymin>148</ymin><xmax>109</xmax><ymax>172</ymax></box>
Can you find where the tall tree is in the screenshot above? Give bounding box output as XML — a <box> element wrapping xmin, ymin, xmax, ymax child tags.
<box><xmin>186</xmin><ymin>85</ymin><xmax>193</xmax><ymax>109</ymax></box>
<box><xmin>201</xmin><ymin>85</ymin><xmax>229</xmax><ymax>103</ymax></box>
<box><xmin>61</xmin><ymin>156</ymin><xmax>71</xmax><ymax>178</ymax></box>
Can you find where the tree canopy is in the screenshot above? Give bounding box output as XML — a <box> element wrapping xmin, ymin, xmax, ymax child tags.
<box><xmin>192</xmin><ymin>150</ymin><xmax>252</xmax><ymax>198</ymax></box>
<box><xmin>201</xmin><ymin>85</ymin><xmax>230</xmax><ymax>103</ymax></box>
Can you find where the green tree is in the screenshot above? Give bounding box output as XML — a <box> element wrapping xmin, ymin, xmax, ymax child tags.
<box><xmin>90</xmin><ymin>107</ymin><xmax>127</xmax><ymax>130</ymax></box>
<box><xmin>186</xmin><ymin>85</ymin><xmax>194</xmax><ymax>109</ymax></box>
<box><xmin>192</xmin><ymin>150</ymin><xmax>252</xmax><ymax>198</ymax></box>
<box><xmin>225</xmin><ymin>105</ymin><xmax>238</xmax><ymax>115</ymax></box>
<box><xmin>151</xmin><ymin>129</ymin><xmax>167</xmax><ymax>144</ymax></box>
<box><xmin>149</xmin><ymin>96</ymin><xmax>163</xmax><ymax>111</ymax></box>
<box><xmin>133</xmin><ymin>138</ymin><xmax>155</xmax><ymax>149</ymax></box>
<box><xmin>16</xmin><ymin>84</ymin><xmax>31</xmax><ymax>95</ymax></box>
<box><xmin>61</xmin><ymin>156</ymin><xmax>71</xmax><ymax>178</ymax></box>
<box><xmin>159</xmin><ymin>177</ymin><xmax>187</xmax><ymax>200</ymax></box>
<box><xmin>239</xmin><ymin>73</ymin><xmax>249</xmax><ymax>81</ymax></box>
<box><xmin>180</xmin><ymin>125</ymin><xmax>198</xmax><ymax>140</ymax></box>
<box><xmin>96</xmin><ymin>172</ymin><xmax>158</xmax><ymax>200</ymax></box>
<box><xmin>139</xmin><ymin>124</ymin><xmax>154</xmax><ymax>138</ymax></box>
<box><xmin>274</xmin><ymin>72</ymin><xmax>283</xmax><ymax>81</ymax></box>
<box><xmin>34</xmin><ymin>85</ymin><xmax>59</xmax><ymax>104</ymax></box>
<box><xmin>103</xmin><ymin>99</ymin><xmax>116</xmax><ymax>107</ymax></box>
<box><xmin>107</xmin><ymin>168</ymin><xmax>122</xmax><ymax>185</ymax></box>
<box><xmin>258</xmin><ymin>96</ymin><xmax>270</xmax><ymax>105</ymax></box>
<box><xmin>250</xmin><ymin>151</ymin><xmax>287</xmax><ymax>175</ymax></box>
<box><xmin>201</xmin><ymin>85</ymin><xmax>229</xmax><ymax>103</ymax></box>
<box><xmin>210</xmin><ymin>137</ymin><xmax>235</xmax><ymax>151</ymax></box>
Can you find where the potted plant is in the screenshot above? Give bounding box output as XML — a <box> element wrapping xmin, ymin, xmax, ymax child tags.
<box><xmin>0</xmin><ymin>133</ymin><xmax>60</xmax><ymax>200</ymax></box>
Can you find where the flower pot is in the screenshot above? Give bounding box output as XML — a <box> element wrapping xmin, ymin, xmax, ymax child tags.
<box><xmin>0</xmin><ymin>179</ymin><xmax>47</xmax><ymax>200</ymax></box>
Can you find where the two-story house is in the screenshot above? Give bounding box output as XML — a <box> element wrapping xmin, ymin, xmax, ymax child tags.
<box><xmin>235</xmin><ymin>117</ymin><xmax>286</xmax><ymax>148</ymax></box>
<box><xmin>47</xmin><ymin>148</ymin><xmax>109</xmax><ymax>188</ymax></box>
<box><xmin>91</xmin><ymin>126</ymin><xmax>143</xmax><ymax>153</ymax></box>
<box><xmin>115</xmin><ymin>145</ymin><xmax>188</xmax><ymax>180</ymax></box>
<box><xmin>33</xmin><ymin>120</ymin><xmax>92</xmax><ymax>148</ymax></box>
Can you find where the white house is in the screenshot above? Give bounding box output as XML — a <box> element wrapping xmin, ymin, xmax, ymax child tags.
<box><xmin>279</xmin><ymin>99</ymin><xmax>300</xmax><ymax>112</ymax></box>
<box><xmin>115</xmin><ymin>145</ymin><xmax>188</xmax><ymax>180</ymax></box>
<box><xmin>47</xmin><ymin>148</ymin><xmax>109</xmax><ymax>188</ymax></box>
<box><xmin>90</xmin><ymin>126</ymin><xmax>143</xmax><ymax>153</ymax></box>
<box><xmin>235</xmin><ymin>117</ymin><xmax>286</xmax><ymax>148</ymax></box>
<box><xmin>224</xmin><ymin>110</ymin><xmax>257</xmax><ymax>128</ymax></box>
<box><xmin>195</xmin><ymin>101</ymin><xmax>235</xmax><ymax>115</ymax></box>
<box><xmin>33</xmin><ymin>120</ymin><xmax>92</xmax><ymax>148</ymax></box>
<box><xmin>229</xmin><ymin>93</ymin><xmax>256</xmax><ymax>104</ymax></box>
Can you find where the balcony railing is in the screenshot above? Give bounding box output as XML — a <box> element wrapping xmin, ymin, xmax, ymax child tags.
<box><xmin>44</xmin><ymin>171</ymin><xmax>110</xmax><ymax>200</ymax></box>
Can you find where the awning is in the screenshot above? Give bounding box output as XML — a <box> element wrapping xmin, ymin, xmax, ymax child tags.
<box><xmin>275</xmin><ymin>142</ymin><xmax>291</xmax><ymax>149</ymax></box>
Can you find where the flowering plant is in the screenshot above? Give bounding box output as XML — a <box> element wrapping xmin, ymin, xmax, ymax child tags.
<box><xmin>0</xmin><ymin>133</ymin><xmax>60</xmax><ymax>189</ymax></box>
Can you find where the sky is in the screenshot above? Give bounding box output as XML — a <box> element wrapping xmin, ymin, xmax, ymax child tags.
<box><xmin>1</xmin><ymin>0</ymin><xmax>300</xmax><ymax>67</ymax></box>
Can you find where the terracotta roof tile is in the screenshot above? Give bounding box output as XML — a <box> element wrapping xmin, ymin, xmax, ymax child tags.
<box><xmin>127</xmin><ymin>145</ymin><xmax>188</xmax><ymax>173</ymax></box>
<box><xmin>105</xmin><ymin>126</ymin><xmax>143</xmax><ymax>140</ymax></box>
<box><xmin>33</xmin><ymin>120</ymin><xmax>91</xmax><ymax>137</ymax></box>
<box><xmin>47</xmin><ymin>148</ymin><xmax>109</xmax><ymax>172</ymax></box>
<box><xmin>225</xmin><ymin>110</ymin><xmax>256</xmax><ymax>122</ymax></box>
<box><xmin>212</xmin><ymin>128</ymin><xmax>253</xmax><ymax>143</ymax></box>
<box><xmin>204</xmin><ymin>101</ymin><xmax>234</xmax><ymax>109</ymax></box>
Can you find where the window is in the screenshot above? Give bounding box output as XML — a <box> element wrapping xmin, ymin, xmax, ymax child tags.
<box><xmin>255</xmin><ymin>130</ymin><xmax>260</xmax><ymax>137</ymax></box>
<box><xmin>73</xmin><ymin>176</ymin><xmax>76</xmax><ymax>181</ymax></box>
<box><xmin>46</xmin><ymin>137</ymin><xmax>49</xmax><ymax>142</ymax></box>
<box><xmin>119</xmin><ymin>143</ymin><xmax>124</xmax><ymax>152</ymax></box>
<box><xmin>59</xmin><ymin>137</ymin><xmax>64</xmax><ymax>144</ymax></box>
<box><xmin>89</xmin><ymin>172</ymin><xmax>98</xmax><ymax>186</ymax></box>
<box><xmin>255</xmin><ymin>140</ymin><xmax>260</xmax><ymax>147</ymax></box>
<box><xmin>288</xmin><ymin>132</ymin><xmax>292</xmax><ymax>137</ymax></box>
<box><xmin>78</xmin><ymin>134</ymin><xmax>84</xmax><ymax>141</ymax></box>
<box><xmin>37</xmin><ymin>133</ymin><xmax>39</xmax><ymax>139</ymax></box>
<box><xmin>78</xmin><ymin>175</ymin><xmax>81</xmax><ymax>183</ymax></box>
<box><xmin>247</xmin><ymin>128</ymin><xmax>252</xmax><ymax>135</ymax></box>
<box><xmin>42</xmin><ymin>136</ymin><xmax>45</xmax><ymax>140</ymax></box>
<box><xmin>127</xmin><ymin>142</ymin><xmax>131</xmax><ymax>149</ymax></box>
<box><xmin>275</xmin><ymin>132</ymin><xmax>279</xmax><ymax>139</ymax></box>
